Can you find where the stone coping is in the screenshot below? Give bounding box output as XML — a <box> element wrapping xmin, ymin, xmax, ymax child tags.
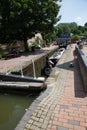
<box><xmin>76</xmin><ymin>45</ymin><xmax>87</xmax><ymax>91</ymax></box>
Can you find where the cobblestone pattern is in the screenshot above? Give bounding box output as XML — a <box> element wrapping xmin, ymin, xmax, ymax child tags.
<box><xmin>47</xmin><ymin>46</ymin><xmax>87</xmax><ymax>130</ymax></box>
<box><xmin>15</xmin><ymin>45</ymin><xmax>87</xmax><ymax>130</ymax></box>
<box><xmin>22</xmin><ymin>47</ymin><xmax>71</xmax><ymax>130</ymax></box>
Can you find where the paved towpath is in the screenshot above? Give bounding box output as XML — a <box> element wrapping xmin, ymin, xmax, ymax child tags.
<box><xmin>0</xmin><ymin>45</ymin><xmax>57</xmax><ymax>73</ymax></box>
<box><xmin>16</xmin><ymin>44</ymin><xmax>87</xmax><ymax>130</ymax></box>
<box><xmin>1</xmin><ymin>44</ymin><xmax>87</xmax><ymax>130</ymax></box>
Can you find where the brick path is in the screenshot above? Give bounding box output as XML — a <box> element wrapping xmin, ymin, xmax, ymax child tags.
<box><xmin>1</xmin><ymin>44</ymin><xmax>87</xmax><ymax>130</ymax></box>
<box><xmin>21</xmin><ymin>45</ymin><xmax>87</xmax><ymax>130</ymax></box>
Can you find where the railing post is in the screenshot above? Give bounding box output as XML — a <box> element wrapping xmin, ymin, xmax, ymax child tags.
<box><xmin>4</xmin><ymin>61</ymin><xmax>8</xmax><ymax>75</ymax></box>
<box><xmin>20</xmin><ymin>61</ymin><xmax>24</xmax><ymax>77</ymax></box>
<box><xmin>32</xmin><ymin>59</ymin><xmax>36</xmax><ymax>78</ymax></box>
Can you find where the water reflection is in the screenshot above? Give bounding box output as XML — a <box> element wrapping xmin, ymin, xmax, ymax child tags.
<box><xmin>0</xmin><ymin>93</ymin><xmax>37</xmax><ymax>130</ymax></box>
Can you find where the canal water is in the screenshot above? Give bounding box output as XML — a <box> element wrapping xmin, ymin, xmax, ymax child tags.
<box><xmin>0</xmin><ymin>93</ymin><xmax>37</xmax><ymax>130</ymax></box>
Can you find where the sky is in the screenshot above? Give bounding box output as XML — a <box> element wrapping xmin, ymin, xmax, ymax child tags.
<box><xmin>58</xmin><ymin>0</ymin><xmax>87</xmax><ymax>26</ymax></box>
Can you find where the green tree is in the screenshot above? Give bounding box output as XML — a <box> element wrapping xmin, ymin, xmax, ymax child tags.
<box><xmin>56</xmin><ymin>22</ymin><xmax>84</xmax><ymax>37</ymax></box>
<box><xmin>77</xmin><ymin>26</ymin><xmax>85</xmax><ymax>35</ymax></box>
<box><xmin>31</xmin><ymin>0</ymin><xmax>61</xmax><ymax>42</ymax></box>
<box><xmin>69</xmin><ymin>22</ymin><xmax>78</xmax><ymax>34</ymax></box>
<box><xmin>84</xmin><ymin>22</ymin><xmax>87</xmax><ymax>27</ymax></box>
<box><xmin>57</xmin><ymin>23</ymin><xmax>71</xmax><ymax>37</ymax></box>
<box><xmin>0</xmin><ymin>0</ymin><xmax>62</xmax><ymax>51</ymax></box>
<box><xmin>0</xmin><ymin>0</ymin><xmax>35</xmax><ymax>50</ymax></box>
<box><xmin>71</xmin><ymin>35</ymin><xmax>80</xmax><ymax>40</ymax></box>
<box><xmin>84</xmin><ymin>22</ymin><xmax>87</xmax><ymax>35</ymax></box>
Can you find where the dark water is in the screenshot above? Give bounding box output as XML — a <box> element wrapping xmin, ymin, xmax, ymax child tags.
<box><xmin>0</xmin><ymin>93</ymin><xmax>37</xmax><ymax>130</ymax></box>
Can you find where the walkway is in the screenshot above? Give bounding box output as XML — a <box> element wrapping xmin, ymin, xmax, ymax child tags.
<box><xmin>16</xmin><ymin>44</ymin><xmax>87</xmax><ymax>130</ymax></box>
<box><xmin>0</xmin><ymin>46</ymin><xmax>57</xmax><ymax>73</ymax></box>
<box><xmin>1</xmin><ymin>44</ymin><xmax>87</xmax><ymax>130</ymax></box>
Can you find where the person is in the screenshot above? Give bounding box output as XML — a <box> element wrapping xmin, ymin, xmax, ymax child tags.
<box><xmin>10</xmin><ymin>48</ymin><xmax>19</xmax><ymax>56</ymax></box>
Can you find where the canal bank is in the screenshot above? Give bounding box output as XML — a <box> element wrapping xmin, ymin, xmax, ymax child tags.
<box><xmin>0</xmin><ymin>46</ymin><xmax>58</xmax><ymax>77</ymax></box>
<box><xmin>0</xmin><ymin>45</ymin><xmax>58</xmax><ymax>130</ymax></box>
<box><xmin>16</xmin><ymin>44</ymin><xmax>87</xmax><ymax>130</ymax></box>
<box><xmin>10</xmin><ymin>46</ymin><xmax>58</xmax><ymax>77</ymax></box>
<box><xmin>15</xmin><ymin>46</ymin><xmax>69</xmax><ymax>130</ymax></box>
<box><xmin>0</xmin><ymin>46</ymin><xmax>58</xmax><ymax>94</ymax></box>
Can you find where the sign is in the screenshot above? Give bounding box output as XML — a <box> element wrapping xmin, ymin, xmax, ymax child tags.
<box><xmin>59</xmin><ymin>33</ymin><xmax>71</xmax><ymax>38</ymax></box>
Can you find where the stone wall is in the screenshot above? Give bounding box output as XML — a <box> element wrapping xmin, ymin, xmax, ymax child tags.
<box><xmin>18</xmin><ymin>48</ymin><xmax>58</xmax><ymax>77</ymax></box>
<box><xmin>75</xmin><ymin>46</ymin><xmax>87</xmax><ymax>92</ymax></box>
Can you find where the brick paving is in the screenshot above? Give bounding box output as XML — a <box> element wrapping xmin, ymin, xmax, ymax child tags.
<box><xmin>1</xmin><ymin>44</ymin><xmax>87</xmax><ymax>130</ymax></box>
<box><xmin>20</xmin><ymin>44</ymin><xmax>87</xmax><ymax>130</ymax></box>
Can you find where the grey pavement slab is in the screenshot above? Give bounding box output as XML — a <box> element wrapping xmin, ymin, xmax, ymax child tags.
<box><xmin>57</xmin><ymin>126</ymin><xmax>69</xmax><ymax>130</ymax></box>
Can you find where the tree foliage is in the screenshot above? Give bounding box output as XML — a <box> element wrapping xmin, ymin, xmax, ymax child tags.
<box><xmin>56</xmin><ymin>22</ymin><xmax>87</xmax><ymax>38</ymax></box>
<box><xmin>57</xmin><ymin>23</ymin><xmax>71</xmax><ymax>36</ymax></box>
<box><xmin>0</xmin><ymin>0</ymin><xmax>62</xmax><ymax>51</ymax></box>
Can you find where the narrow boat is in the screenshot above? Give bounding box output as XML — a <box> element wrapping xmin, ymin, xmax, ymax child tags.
<box><xmin>49</xmin><ymin>48</ymin><xmax>65</xmax><ymax>65</ymax></box>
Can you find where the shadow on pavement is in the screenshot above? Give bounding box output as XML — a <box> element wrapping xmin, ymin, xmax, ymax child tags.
<box><xmin>56</xmin><ymin>60</ymin><xmax>74</xmax><ymax>71</ymax></box>
<box><xmin>56</xmin><ymin>56</ymin><xmax>87</xmax><ymax>98</ymax></box>
<box><xmin>74</xmin><ymin>57</ymin><xmax>87</xmax><ymax>98</ymax></box>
